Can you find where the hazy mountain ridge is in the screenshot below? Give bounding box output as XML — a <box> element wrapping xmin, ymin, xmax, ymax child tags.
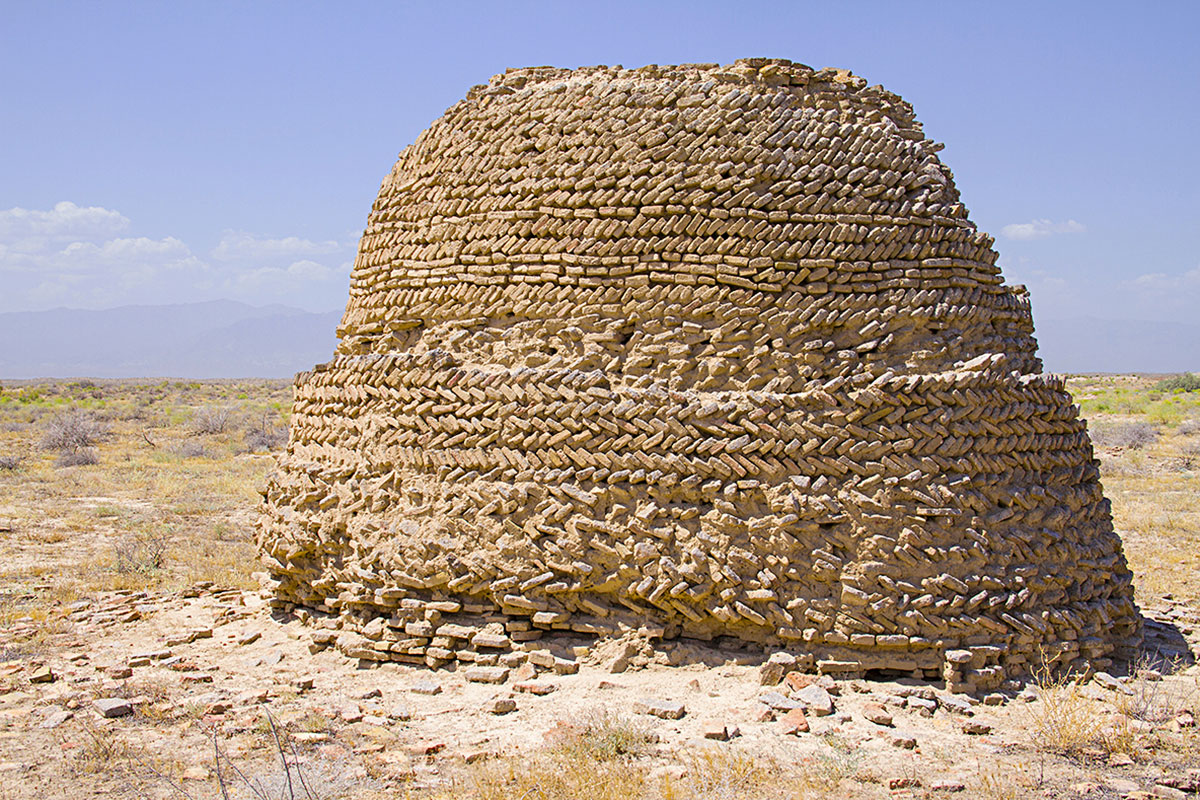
<box><xmin>0</xmin><ymin>301</ymin><xmax>342</xmax><ymax>378</ymax></box>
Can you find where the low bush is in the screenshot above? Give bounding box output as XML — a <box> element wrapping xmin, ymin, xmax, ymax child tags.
<box><xmin>114</xmin><ymin>533</ymin><xmax>168</xmax><ymax>574</ymax></box>
<box><xmin>0</xmin><ymin>455</ymin><xmax>22</xmax><ymax>471</ymax></box>
<box><xmin>173</xmin><ymin>441</ymin><xmax>209</xmax><ymax>459</ymax></box>
<box><xmin>40</xmin><ymin>410</ymin><xmax>110</xmax><ymax>453</ymax></box>
<box><xmin>55</xmin><ymin>447</ymin><xmax>99</xmax><ymax>467</ymax></box>
<box><xmin>244</xmin><ymin>417</ymin><xmax>287</xmax><ymax>452</ymax></box>
<box><xmin>190</xmin><ymin>405</ymin><xmax>235</xmax><ymax>435</ymax></box>
<box><xmin>1178</xmin><ymin>439</ymin><xmax>1200</xmax><ymax>470</ymax></box>
<box><xmin>1090</xmin><ymin>420</ymin><xmax>1159</xmax><ymax>449</ymax></box>
<box><xmin>460</xmin><ymin>747</ymin><xmax>647</xmax><ymax>800</ymax></box>
<box><xmin>1153</xmin><ymin>373</ymin><xmax>1200</xmax><ymax>393</ymax></box>
<box><xmin>544</xmin><ymin>707</ymin><xmax>657</xmax><ymax>762</ymax></box>
<box><xmin>1027</xmin><ymin>669</ymin><xmax>1104</xmax><ymax>756</ymax></box>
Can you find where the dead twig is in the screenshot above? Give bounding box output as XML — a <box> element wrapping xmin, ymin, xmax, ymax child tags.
<box><xmin>267</xmin><ymin>709</ymin><xmax>298</xmax><ymax>800</ymax></box>
<box><xmin>213</xmin><ymin>731</ymin><xmax>231</xmax><ymax>800</ymax></box>
<box><xmin>135</xmin><ymin>748</ymin><xmax>199</xmax><ymax>800</ymax></box>
<box><xmin>290</xmin><ymin>737</ymin><xmax>319</xmax><ymax>800</ymax></box>
<box><xmin>222</xmin><ymin>754</ymin><xmax>270</xmax><ymax>800</ymax></box>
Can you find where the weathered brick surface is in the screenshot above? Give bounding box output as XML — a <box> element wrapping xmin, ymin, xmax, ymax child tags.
<box><xmin>257</xmin><ymin>59</ymin><xmax>1140</xmax><ymax>689</ymax></box>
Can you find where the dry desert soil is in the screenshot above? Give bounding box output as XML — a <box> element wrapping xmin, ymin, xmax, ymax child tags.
<box><xmin>0</xmin><ymin>376</ymin><xmax>1198</xmax><ymax>799</ymax></box>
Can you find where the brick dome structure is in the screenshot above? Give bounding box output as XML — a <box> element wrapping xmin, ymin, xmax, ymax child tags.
<box><xmin>258</xmin><ymin>59</ymin><xmax>1139</xmax><ymax>691</ymax></box>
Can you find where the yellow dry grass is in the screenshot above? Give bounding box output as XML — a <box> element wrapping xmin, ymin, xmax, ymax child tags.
<box><xmin>1026</xmin><ymin>668</ymin><xmax>1106</xmax><ymax>757</ymax></box>
<box><xmin>1</xmin><ymin>376</ymin><xmax>1198</xmax><ymax>800</ymax></box>
<box><xmin>439</xmin><ymin>748</ymin><xmax>881</xmax><ymax>800</ymax></box>
<box><xmin>422</xmin><ymin>706</ymin><xmax>882</xmax><ymax>800</ymax></box>
<box><xmin>1064</xmin><ymin>375</ymin><xmax>1200</xmax><ymax>605</ymax></box>
<box><xmin>1106</xmin><ymin>467</ymin><xmax>1200</xmax><ymax>602</ymax></box>
<box><xmin>0</xmin><ymin>379</ymin><xmax>288</xmax><ymax>636</ymax></box>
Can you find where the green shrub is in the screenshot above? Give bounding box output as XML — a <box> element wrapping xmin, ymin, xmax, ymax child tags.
<box><xmin>1153</xmin><ymin>373</ymin><xmax>1200</xmax><ymax>393</ymax></box>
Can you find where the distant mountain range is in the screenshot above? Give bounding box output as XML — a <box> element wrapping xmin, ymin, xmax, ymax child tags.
<box><xmin>0</xmin><ymin>300</ymin><xmax>342</xmax><ymax>379</ymax></box>
<box><xmin>0</xmin><ymin>303</ymin><xmax>1196</xmax><ymax>379</ymax></box>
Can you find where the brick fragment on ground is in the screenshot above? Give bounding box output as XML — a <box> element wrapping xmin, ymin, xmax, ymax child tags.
<box><xmin>702</xmin><ymin>721</ymin><xmax>738</xmax><ymax>740</ymax></box>
<box><xmin>465</xmin><ymin>666</ymin><xmax>509</xmax><ymax>684</ymax></box>
<box><xmin>92</xmin><ymin>698</ymin><xmax>132</xmax><ymax>718</ymax></box>
<box><xmin>513</xmin><ymin>680</ymin><xmax>557</xmax><ymax>695</ymax></box>
<box><xmin>794</xmin><ymin>685</ymin><xmax>834</xmax><ymax>716</ymax></box>
<box><xmin>411</xmin><ymin>681</ymin><xmax>442</xmax><ymax>695</ymax></box>
<box><xmin>633</xmin><ymin>698</ymin><xmax>686</xmax><ymax>720</ymax></box>
<box><xmin>777</xmin><ymin>707</ymin><xmax>809</xmax><ymax>735</ymax></box>
<box><xmin>862</xmin><ymin>702</ymin><xmax>893</xmax><ymax>726</ymax></box>
<box><xmin>488</xmin><ymin>696</ymin><xmax>516</xmax><ymax>714</ymax></box>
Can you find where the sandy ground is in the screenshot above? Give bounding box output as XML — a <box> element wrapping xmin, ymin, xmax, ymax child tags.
<box><xmin>1</xmin><ymin>584</ymin><xmax>1198</xmax><ymax>799</ymax></box>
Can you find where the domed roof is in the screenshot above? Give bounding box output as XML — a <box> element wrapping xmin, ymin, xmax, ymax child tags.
<box><xmin>337</xmin><ymin>59</ymin><xmax>1035</xmax><ymax>382</ymax></box>
<box><xmin>260</xmin><ymin>60</ymin><xmax>1139</xmax><ymax>688</ymax></box>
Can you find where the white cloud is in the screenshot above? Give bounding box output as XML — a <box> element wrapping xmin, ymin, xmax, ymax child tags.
<box><xmin>2</xmin><ymin>233</ymin><xmax>200</xmax><ymax>274</ymax></box>
<box><xmin>11</xmin><ymin>235</ymin><xmax>207</xmax><ymax>309</ymax></box>
<box><xmin>1130</xmin><ymin>266</ymin><xmax>1200</xmax><ymax>294</ymax></box>
<box><xmin>212</xmin><ymin>231</ymin><xmax>341</xmax><ymax>263</ymax></box>
<box><xmin>1114</xmin><ymin>265</ymin><xmax>1200</xmax><ymax>323</ymax></box>
<box><xmin>284</xmin><ymin>259</ymin><xmax>335</xmax><ymax>281</ymax></box>
<box><xmin>233</xmin><ymin>259</ymin><xmax>341</xmax><ymax>291</ymax></box>
<box><xmin>0</xmin><ymin>201</ymin><xmax>129</xmax><ymax>241</ymax></box>
<box><xmin>58</xmin><ymin>236</ymin><xmax>197</xmax><ymax>271</ymax></box>
<box><xmin>0</xmin><ymin>201</ymin><xmax>351</xmax><ymax>313</ymax></box>
<box><xmin>1000</xmin><ymin>219</ymin><xmax>1086</xmax><ymax>241</ymax></box>
<box><xmin>210</xmin><ymin>232</ymin><xmax>353</xmax><ymax>307</ymax></box>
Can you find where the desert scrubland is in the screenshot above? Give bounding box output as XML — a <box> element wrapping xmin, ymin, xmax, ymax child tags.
<box><xmin>0</xmin><ymin>375</ymin><xmax>1197</xmax><ymax>799</ymax></box>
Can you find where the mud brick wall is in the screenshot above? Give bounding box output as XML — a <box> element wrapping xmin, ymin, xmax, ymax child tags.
<box><xmin>257</xmin><ymin>59</ymin><xmax>1140</xmax><ymax>691</ymax></box>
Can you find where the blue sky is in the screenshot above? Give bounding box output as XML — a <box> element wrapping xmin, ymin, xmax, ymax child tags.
<box><xmin>1</xmin><ymin>1</ymin><xmax>1197</xmax><ymax>331</ymax></box>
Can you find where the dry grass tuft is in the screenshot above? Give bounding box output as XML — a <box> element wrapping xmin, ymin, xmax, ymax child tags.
<box><xmin>113</xmin><ymin>531</ymin><xmax>169</xmax><ymax>575</ymax></box>
<box><xmin>1117</xmin><ymin>660</ymin><xmax>1190</xmax><ymax>725</ymax></box>
<box><xmin>1177</xmin><ymin>438</ymin><xmax>1200</xmax><ymax>470</ymax></box>
<box><xmin>1027</xmin><ymin>666</ymin><xmax>1104</xmax><ymax>757</ymax></box>
<box><xmin>54</xmin><ymin>447</ymin><xmax>99</xmax><ymax>467</ymax></box>
<box><xmin>438</xmin><ymin>716</ymin><xmax>877</xmax><ymax>800</ymax></box>
<box><xmin>244</xmin><ymin>413</ymin><xmax>287</xmax><ymax>452</ymax></box>
<box><xmin>445</xmin><ymin>709</ymin><xmax>657</xmax><ymax>800</ymax></box>
<box><xmin>291</xmin><ymin>709</ymin><xmax>333</xmax><ymax>734</ymax></box>
<box><xmin>971</xmin><ymin>761</ymin><xmax>1037</xmax><ymax>800</ymax></box>
<box><xmin>545</xmin><ymin>707</ymin><xmax>657</xmax><ymax>762</ymax></box>
<box><xmin>173</xmin><ymin>439</ymin><xmax>211</xmax><ymax>459</ymax></box>
<box><xmin>663</xmin><ymin>749</ymin><xmax>778</xmax><ymax>800</ymax></box>
<box><xmin>458</xmin><ymin>753</ymin><xmax>647</xmax><ymax>800</ymax></box>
